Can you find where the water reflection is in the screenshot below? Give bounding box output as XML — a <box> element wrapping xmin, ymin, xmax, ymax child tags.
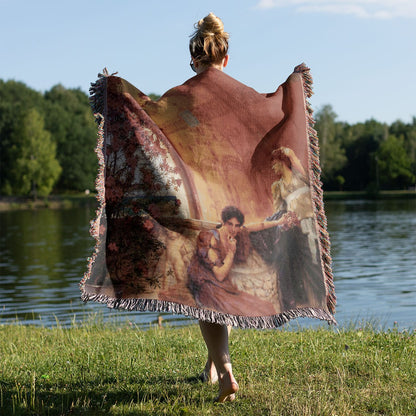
<box><xmin>0</xmin><ymin>198</ymin><xmax>415</xmax><ymax>329</ymax></box>
<box><xmin>325</xmin><ymin>199</ymin><xmax>416</xmax><ymax>329</ymax></box>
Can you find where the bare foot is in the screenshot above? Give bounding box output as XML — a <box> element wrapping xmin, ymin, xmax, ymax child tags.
<box><xmin>199</xmin><ymin>358</ymin><xmax>218</xmax><ymax>384</ymax></box>
<box><xmin>218</xmin><ymin>393</ymin><xmax>236</xmax><ymax>403</ymax></box>
<box><xmin>199</xmin><ymin>370</ymin><xmax>218</xmax><ymax>384</ymax></box>
<box><xmin>215</xmin><ymin>372</ymin><xmax>239</xmax><ymax>403</ymax></box>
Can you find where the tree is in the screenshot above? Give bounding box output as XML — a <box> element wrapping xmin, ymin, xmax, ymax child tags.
<box><xmin>0</xmin><ymin>80</ymin><xmax>45</xmax><ymax>194</ymax></box>
<box><xmin>10</xmin><ymin>108</ymin><xmax>61</xmax><ymax>197</ymax></box>
<box><xmin>44</xmin><ymin>85</ymin><xmax>97</xmax><ymax>191</ymax></box>
<box><xmin>314</xmin><ymin>105</ymin><xmax>347</xmax><ymax>188</ymax></box>
<box><xmin>0</xmin><ymin>79</ymin><xmax>44</xmax><ymax>109</ymax></box>
<box><xmin>376</xmin><ymin>135</ymin><xmax>415</xmax><ymax>189</ymax></box>
<box><xmin>1</xmin><ymin>77</ymin><xmax>415</xmax><ymax>194</ymax></box>
<box><xmin>0</xmin><ymin>102</ymin><xmax>20</xmax><ymax>194</ymax></box>
<box><xmin>148</xmin><ymin>93</ymin><xmax>161</xmax><ymax>101</ymax></box>
<box><xmin>341</xmin><ymin>119</ymin><xmax>388</xmax><ymax>191</ymax></box>
<box><xmin>389</xmin><ymin>118</ymin><xmax>416</xmax><ymax>181</ymax></box>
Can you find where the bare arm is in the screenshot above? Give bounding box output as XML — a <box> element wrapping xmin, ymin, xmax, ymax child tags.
<box><xmin>212</xmin><ymin>251</ymin><xmax>235</xmax><ymax>282</ymax></box>
<box><xmin>245</xmin><ymin>212</ymin><xmax>300</xmax><ymax>233</ymax></box>
<box><xmin>211</xmin><ymin>236</ymin><xmax>237</xmax><ymax>282</ymax></box>
<box><xmin>244</xmin><ymin>218</ymin><xmax>285</xmax><ymax>233</ymax></box>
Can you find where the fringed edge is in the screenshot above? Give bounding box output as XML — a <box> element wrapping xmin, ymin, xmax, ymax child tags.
<box><xmin>299</xmin><ymin>65</ymin><xmax>337</xmax><ymax>316</ymax></box>
<box><xmin>88</xmin><ymin>68</ymin><xmax>118</xmax><ymax>116</ymax></box>
<box><xmin>79</xmin><ymin>70</ymin><xmax>109</xmax><ymax>292</ymax></box>
<box><xmin>80</xmin><ymin>291</ymin><xmax>337</xmax><ymax>329</ymax></box>
<box><xmin>80</xmin><ymin>67</ymin><xmax>337</xmax><ymax>329</ymax></box>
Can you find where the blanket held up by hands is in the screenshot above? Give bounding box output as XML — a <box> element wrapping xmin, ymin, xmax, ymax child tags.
<box><xmin>80</xmin><ymin>65</ymin><xmax>336</xmax><ymax>328</ymax></box>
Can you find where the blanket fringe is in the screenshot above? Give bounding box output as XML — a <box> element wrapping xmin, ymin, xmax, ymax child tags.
<box><xmin>299</xmin><ymin>65</ymin><xmax>336</xmax><ymax>315</ymax></box>
<box><xmin>81</xmin><ymin>291</ymin><xmax>337</xmax><ymax>329</ymax></box>
<box><xmin>79</xmin><ymin>71</ymin><xmax>108</xmax><ymax>293</ymax></box>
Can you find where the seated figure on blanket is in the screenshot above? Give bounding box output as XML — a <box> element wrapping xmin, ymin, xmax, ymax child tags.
<box><xmin>187</xmin><ymin>205</ymin><xmax>294</xmax><ymax>316</ymax></box>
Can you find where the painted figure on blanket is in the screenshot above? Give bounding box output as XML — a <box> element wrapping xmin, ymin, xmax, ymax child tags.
<box><xmin>270</xmin><ymin>146</ymin><xmax>326</xmax><ymax>309</ymax></box>
<box><xmin>187</xmin><ymin>205</ymin><xmax>292</xmax><ymax>316</ymax></box>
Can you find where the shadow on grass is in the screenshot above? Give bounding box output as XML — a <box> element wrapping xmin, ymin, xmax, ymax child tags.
<box><xmin>1</xmin><ymin>373</ymin><xmax>209</xmax><ymax>415</ymax></box>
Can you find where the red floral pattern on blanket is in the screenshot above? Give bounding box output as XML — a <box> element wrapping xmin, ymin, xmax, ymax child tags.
<box><xmin>104</xmin><ymin>80</ymin><xmax>186</xmax><ymax>291</ymax></box>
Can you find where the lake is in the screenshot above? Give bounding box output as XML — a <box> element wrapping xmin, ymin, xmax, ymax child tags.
<box><xmin>0</xmin><ymin>198</ymin><xmax>415</xmax><ymax>330</ymax></box>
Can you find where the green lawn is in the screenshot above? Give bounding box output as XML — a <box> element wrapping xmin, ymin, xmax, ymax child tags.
<box><xmin>1</xmin><ymin>320</ymin><xmax>415</xmax><ymax>415</ymax></box>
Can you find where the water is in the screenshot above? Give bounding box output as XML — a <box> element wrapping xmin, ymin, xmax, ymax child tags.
<box><xmin>324</xmin><ymin>198</ymin><xmax>416</xmax><ymax>330</ymax></box>
<box><xmin>0</xmin><ymin>199</ymin><xmax>415</xmax><ymax>330</ymax></box>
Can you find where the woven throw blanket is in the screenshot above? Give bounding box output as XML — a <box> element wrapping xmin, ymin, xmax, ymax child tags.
<box><xmin>80</xmin><ymin>65</ymin><xmax>336</xmax><ymax>328</ymax></box>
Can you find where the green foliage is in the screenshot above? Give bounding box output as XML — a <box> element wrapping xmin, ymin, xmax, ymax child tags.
<box><xmin>147</xmin><ymin>92</ymin><xmax>161</xmax><ymax>101</ymax></box>
<box><xmin>376</xmin><ymin>135</ymin><xmax>415</xmax><ymax>189</ymax></box>
<box><xmin>44</xmin><ymin>85</ymin><xmax>97</xmax><ymax>191</ymax></box>
<box><xmin>0</xmin><ymin>79</ymin><xmax>44</xmax><ymax>109</ymax></box>
<box><xmin>314</xmin><ymin>105</ymin><xmax>416</xmax><ymax>191</ymax></box>
<box><xmin>0</xmin><ymin>80</ymin><xmax>96</xmax><ymax>196</ymax></box>
<box><xmin>343</xmin><ymin>119</ymin><xmax>387</xmax><ymax>191</ymax></box>
<box><xmin>0</xmin><ymin>80</ymin><xmax>45</xmax><ymax>194</ymax></box>
<box><xmin>389</xmin><ymin>117</ymin><xmax>416</xmax><ymax>181</ymax></box>
<box><xmin>9</xmin><ymin>109</ymin><xmax>61</xmax><ymax>197</ymax></box>
<box><xmin>335</xmin><ymin>175</ymin><xmax>345</xmax><ymax>190</ymax></box>
<box><xmin>314</xmin><ymin>105</ymin><xmax>347</xmax><ymax>182</ymax></box>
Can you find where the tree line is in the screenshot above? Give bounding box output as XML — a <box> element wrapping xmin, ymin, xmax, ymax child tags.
<box><xmin>0</xmin><ymin>80</ymin><xmax>97</xmax><ymax>197</ymax></box>
<box><xmin>0</xmin><ymin>80</ymin><xmax>415</xmax><ymax>197</ymax></box>
<box><xmin>315</xmin><ymin>105</ymin><xmax>415</xmax><ymax>191</ymax></box>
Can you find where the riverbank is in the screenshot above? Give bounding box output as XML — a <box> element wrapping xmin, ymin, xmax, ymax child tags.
<box><xmin>323</xmin><ymin>190</ymin><xmax>416</xmax><ymax>200</ymax></box>
<box><xmin>0</xmin><ymin>190</ymin><xmax>415</xmax><ymax>211</ymax></box>
<box><xmin>0</xmin><ymin>194</ymin><xmax>97</xmax><ymax>211</ymax></box>
<box><xmin>1</xmin><ymin>322</ymin><xmax>414</xmax><ymax>415</ymax></box>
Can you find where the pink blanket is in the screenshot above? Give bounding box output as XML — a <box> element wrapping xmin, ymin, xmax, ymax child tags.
<box><xmin>80</xmin><ymin>65</ymin><xmax>336</xmax><ymax>328</ymax></box>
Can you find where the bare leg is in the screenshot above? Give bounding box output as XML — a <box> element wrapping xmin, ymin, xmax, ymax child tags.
<box><xmin>201</xmin><ymin>325</ymin><xmax>232</xmax><ymax>384</ymax></box>
<box><xmin>199</xmin><ymin>321</ymin><xmax>239</xmax><ymax>402</ymax></box>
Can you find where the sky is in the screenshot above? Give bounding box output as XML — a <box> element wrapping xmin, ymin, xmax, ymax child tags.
<box><xmin>1</xmin><ymin>0</ymin><xmax>415</xmax><ymax>125</ymax></box>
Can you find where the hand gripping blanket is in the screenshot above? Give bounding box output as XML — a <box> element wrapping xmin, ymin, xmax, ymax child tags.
<box><xmin>80</xmin><ymin>65</ymin><xmax>336</xmax><ymax>328</ymax></box>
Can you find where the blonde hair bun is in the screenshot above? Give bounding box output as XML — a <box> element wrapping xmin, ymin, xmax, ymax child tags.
<box><xmin>189</xmin><ymin>13</ymin><xmax>229</xmax><ymax>65</ymax></box>
<box><xmin>197</xmin><ymin>12</ymin><xmax>229</xmax><ymax>38</ymax></box>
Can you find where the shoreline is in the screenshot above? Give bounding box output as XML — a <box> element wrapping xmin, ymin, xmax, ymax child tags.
<box><xmin>323</xmin><ymin>190</ymin><xmax>416</xmax><ymax>200</ymax></box>
<box><xmin>0</xmin><ymin>194</ymin><xmax>98</xmax><ymax>211</ymax></box>
<box><xmin>0</xmin><ymin>190</ymin><xmax>415</xmax><ymax>211</ymax></box>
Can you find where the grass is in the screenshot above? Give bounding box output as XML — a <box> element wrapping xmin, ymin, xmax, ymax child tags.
<box><xmin>0</xmin><ymin>319</ymin><xmax>415</xmax><ymax>415</ymax></box>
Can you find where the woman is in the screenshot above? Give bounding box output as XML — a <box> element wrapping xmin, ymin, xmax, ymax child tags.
<box><xmin>187</xmin><ymin>14</ymin><xmax>241</xmax><ymax>402</ymax></box>
<box><xmin>83</xmin><ymin>9</ymin><xmax>336</xmax><ymax>405</ymax></box>
<box><xmin>187</xmin><ymin>14</ymin><xmax>304</xmax><ymax>401</ymax></box>
<box><xmin>271</xmin><ymin>147</ymin><xmax>327</xmax><ymax>309</ymax></box>
<box><xmin>271</xmin><ymin>146</ymin><xmax>314</xmax><ymax>219</ymax></box>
